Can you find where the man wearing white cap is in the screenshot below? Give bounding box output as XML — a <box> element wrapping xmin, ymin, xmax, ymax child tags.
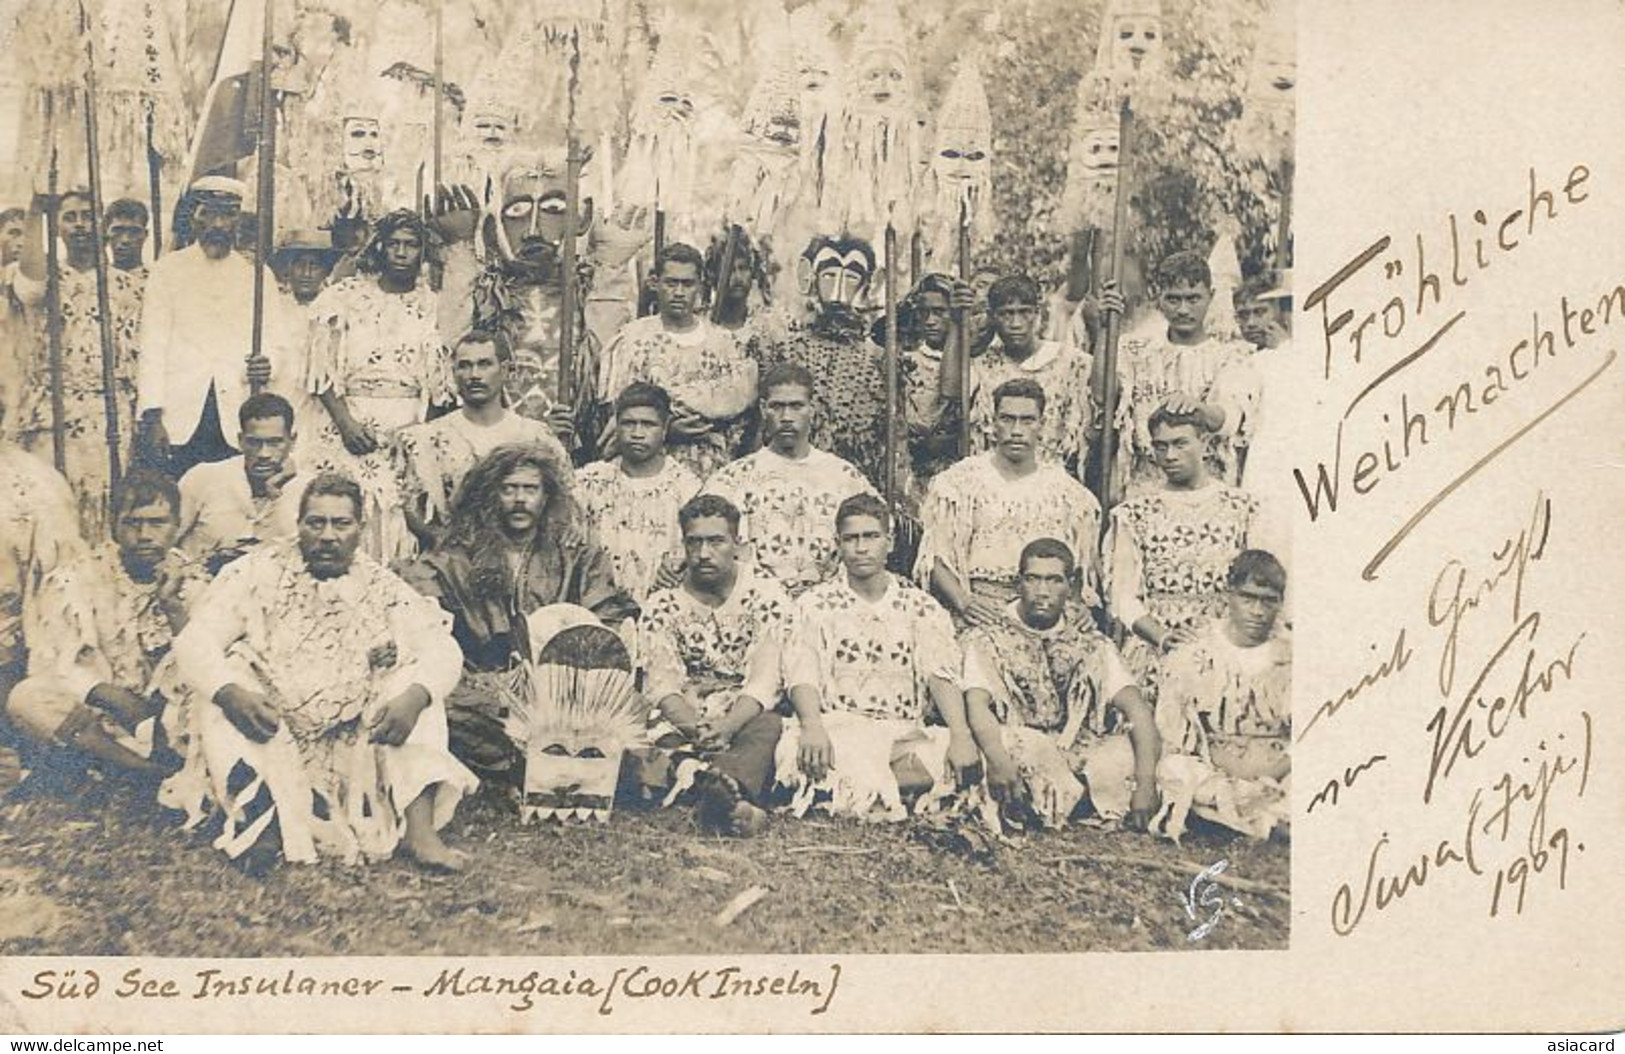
<box><xmin>1236</xmin><ymin>272</ymin><xmax>1294</xmax><ymax>584</ymax></box>
<box><xmin>135</xmin><ymin>177</ymin><xmax>295</xmax><ymax>478</ymax></box>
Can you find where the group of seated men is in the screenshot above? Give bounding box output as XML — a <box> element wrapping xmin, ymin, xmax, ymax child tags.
<box><xmin>0</xmin><ymin>334</ymin><xmax>1290</xmax><ymax>871</ymax></box>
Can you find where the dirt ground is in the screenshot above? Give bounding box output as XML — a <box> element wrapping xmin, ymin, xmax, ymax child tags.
<box><xmin>0</xmin><ymin>774</ymin><xmax>1289</xmax><ymax>957</ymax></box>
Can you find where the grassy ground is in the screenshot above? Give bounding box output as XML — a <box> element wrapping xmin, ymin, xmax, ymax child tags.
<box><xmin>0</xmin><ymin>775</ymin><xmax>1288</xmax><ymax>957</ymax></box>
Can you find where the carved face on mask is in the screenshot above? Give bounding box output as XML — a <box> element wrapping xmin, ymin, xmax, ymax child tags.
<box><xmin>488</xmin><ymin>165</ymin><xmax>570</xmax><ymax>273</ymax></box>
<box><xmin>470</xmin><ymin>109</ymin><xmax>513</xmax><ymax>150</ymax></box>
<box><xmin>342</xmin><ymin>117</ymin><xmax>383</xmax><ymax>173</ymax></box>
<box><xmin>1077</xmin><ymin>122</ymin><xmax>1121</xmax><ymax>194</ymax></box>
<box><xmin>522</xmin><ymin>736</ymin><xmax>625</xmax><ymax>822</ymax></box>
<box><xmin>518</xmin><ymin>613</ymin><xmax>642</xmax><ymax>824</ymax></box>
<box><xmin>808</xmin><ymin>241</ymin><xmax>874</xmax><ymax>310</ymax></box>
<box><xmin>1108</xmin><ymin>14</ymin><xmax>1163</xmax><ymax>74</ymax></box>
<box><xmin>853</xmin><ymin>51</ymin><xmax>910</xmax><ymax>116</ymax></box>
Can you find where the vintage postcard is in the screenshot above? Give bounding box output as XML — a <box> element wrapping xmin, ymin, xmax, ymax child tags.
<box><xmin>0</xmin><ymin>0</ymin><xmax>1620</xmax><ymax>1035</ymax></box>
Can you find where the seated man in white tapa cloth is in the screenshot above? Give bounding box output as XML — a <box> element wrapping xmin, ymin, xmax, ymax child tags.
<box><xmin>960</xmin><ymin>538</ymin><xmax>1160</xmax><ymax>832</ymax></box>
<box><xmin>776</xmin><ymin>494</ymin><xmax>982</xmax><ymax>821</ymax></box>
<box><xmin>169</xmin><ymin>472</ymin><xmax>477</xmax><ymax>871</ymax></box>
<box><xmin>1153</xmin><ymin>550</ymin><xmax>1291</xmax><ymax>843</ymax></box>
<box><xmin>8</xmin><ymin>471</ymin><xmax>207</xmax><ymax>783</ymax></box>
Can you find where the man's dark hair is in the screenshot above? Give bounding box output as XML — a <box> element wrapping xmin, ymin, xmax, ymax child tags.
<box><xmin>992</xmin><ymin>376</ymin><xmax>1047</xmax><ymax>416</ymax></box>
<box><xmin>987</xmin><ymin>274</ymin><xmax>1041</xmax><ymax>312</ymax></box>
<box><xmin>1147</xmin><ymin>404</ymin><xmax>1211</xmax><ymax>436</ymax></box>
<box><xmin>358</xmin><ymin>209</ymin><xmax>432</xmax><ymax>276</ymax></box>
<box><xmin>654</xmin><ymin>242</ymin><xmax>705</xmax><ymax>276</ymax></box>
<box><xmin>615</xmin><ymin>381</ymin><xmax>672</xmax><ymax>422</ymax></box>
<box><xmin>759</xmin><ymin>361</ymin><xmax>815</xmax><ymax>401</ymax></box>
<box><xmin>1233</xmin><ymin>273</ymin><xmax>1276</xmax><ymax>308</ymax></box>
<box><xmin>1228</xmin><ymin>549</ymin><xmax>1287</xmax><ymax>594</ymax></box>
<box><xmin>239</xmin><ymin>391</ymin><xmax>294</xmax><ymax>432</ymax></box>
<box><xmin>703</xmin><ymin>229</ymin><xmax>768</xmax><ymax>300</ymax></box>
<box><xmin>678</xmin><ymin>492</ymin><xmax>742</xmax><ymax>534</ymax></box>
<box><xmin>1019</xmin><ymin>537</ymin><xmax>1077</xmax><ymax>577</ymax></box>
<box><xmin>454</xmin><ymin>327</ymin><xmax>512</xmax><ymax>363</ymax></box>
<box><xmin>115</xmin><ymin>469</ymin><xmax>180</xmax><ymax>520</ymax></box>
<box><xmin>441</xmin><ymin>442</ymin><xmax>579</xmax><ymax>552</ymax></box>
<box><xmin>299</xmin><ymin>471</ymin><xmax>365</xmax><ymax>521</ymax></box>
<box><xmin>104</xmin><ymin>198</ymin><xmax>149</xmax><ymax>227</ymax></box>
<box><xmin>0</xmin><ymin>207</ymin><xmax>24</xmax><ymax>226</ymax></box>
<box><xmin>835</xmin><ymin>492</ymin><xmax>890</xmax><ymax>535</ymax></box>
<box><xmin>1155</xmin><ymin>250</ymin><xmax>1212</xmax><ymax>291</ymax></box>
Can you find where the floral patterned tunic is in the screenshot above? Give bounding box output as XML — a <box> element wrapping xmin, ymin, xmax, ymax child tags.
<box><xmin>700</xmin><ymin>447</ymin><xmax>877</xmax><ymax>597</ymax></box>
<box><xmin>784</xmin><ymin>574</ymin><xmax>960</xmax><ymax>723</ymax></box>
<box><xmin>575</xmin><ymin>457</ymin><xmax>701</xmax><ymax>604</ymax></box>
<box><xmin>305</xmin><ymin>275</ymin><xmax>451</xmax><ymax>561</ymax></box>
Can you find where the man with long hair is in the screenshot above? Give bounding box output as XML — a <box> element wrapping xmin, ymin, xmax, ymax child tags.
<box><xmin>403</xmin><ymin>442</ymin><xmax>637</xmax><ymax>782</ymax></box>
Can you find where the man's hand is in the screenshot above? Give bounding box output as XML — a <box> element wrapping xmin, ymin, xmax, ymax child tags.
<box><xmin>945</xmin><ymin>730</ymin><xmax>983</xmax><ymax>790</ymax></box>
<box><xmin>949</xmin><ymin>280</ymin><xmax>977</xmax><ymax>313</ymax></box>
<box><xmin>1127</xmin><ymin>780</ymin><xmax>1160</xmax><ymax>833</ymax></box>
<box><xmin>139</xmin><ymin>413</ymin><xmax>171</xmax><ymax>464</ymax></box>
<box><xmin>667</xmin><ymin>405</ymin><xmax>712</xmax><ymax>440</ymax></box>
<box><xmin>337</xmin><ymin>416</ymin><xmax>378</xmax><ymax>456</ymax></box>
<box><xmin>245</xmin><ymin>355</ymin><xmax>273</xmax><ymax>389</ymax></box>
<box><xmin>984</xmin><ymin>747</ymin><xmax>1022</xmax><ymax>803</ymax></box>
<box><xmin>653</xmin><ymin>559</ymin><xmax>685</xmax><ymax>591</ymax></box>
<box><xmin>216</xmin><ymin>684</ymin><xmax>279</xmax><ymax>743</ymax></box>
<box><xmin>546</xmin><ymin>404</ymin><xmax>578</xmax><ymax>448</ymax></box>
<box><xmin>426</xmin><ymin>183</ymin><xmax>481</xmax><ymax>245</ymax></box>
<box><xmin>88</xmin><ymin>683</ymin><xmax>150</xmax><ymax>731</ymax></box>
<box><xmin>370</xmin><ymin>687</ymin><xmax>430</xmax><ymax>746</ymax></box>
<box><xmin>959</xmin><ymin>596</ymin><xmax>1007</xmax><ymax>629</ymax></box>
<box><xmin>266</xmin><ymin>457</ymin><xmax>298</xmax><ymax>498</ymax></box>
<box><xmin>797</xmin><ymin>721</ymin><xmax>834</xmax><ymax>783</ymax></box>
<box><xmin>589</xmin><ymin>203</ymin><xmax>651</xmax><ymax>270</ymax></box>
<box><xmin>1161</xmin><ymin>624</ymin><xmax>1200</xmax><ymax>654</ymax></box>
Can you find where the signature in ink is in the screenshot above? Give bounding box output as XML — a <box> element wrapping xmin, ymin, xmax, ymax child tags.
<box><xmin>1185</xmin><ymin>860</ymin><xmax>1242</xmax><ymax>941</ymax></box>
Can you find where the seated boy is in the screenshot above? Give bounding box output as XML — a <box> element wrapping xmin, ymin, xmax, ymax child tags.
<box><xmin>1153</xmin><ymin>549</ymin><xmax>1291</xmax><ymax>842</ymax></box>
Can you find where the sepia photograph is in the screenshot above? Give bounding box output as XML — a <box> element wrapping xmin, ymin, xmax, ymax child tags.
<box><xmin>0</xmin><ymin>0</ymin><xmax>1300</xmax><ymax>966</ymax></box>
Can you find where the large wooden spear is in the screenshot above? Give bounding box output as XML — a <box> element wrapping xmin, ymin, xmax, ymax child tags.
<box><xmin>44</xmin><ymin>139</ymin><xmax>67</xmax><ymax>474</ymax></box>
<box><xmin>433</xmin><ymin>0</ymin><xmax>445</xmax><ymax>196</ymax></box>
<box><xmin>558</xmin><ymin>30</ymin><xmax>583</xmax><ymax>407</ymax></box>
<box><xmin>1274</xmin><ymin>157</ymin><xmax>1293</xmax><ymax>270</ymax></box>
<box><xmin>1095</xmin><ymin>98</ymin><xmax>1134</xmax><ymax>517</ymax></box>
<box><xmin>882</xmin><ymin>223</ymin><xmax>900</xmax><ymax>512</ymax></box>
<box><xmin>954</xmin><ymin>197</ymin><xmax>971</xmax><ymax>456</ymax></box>
<box><xmin>146</xmin><ymin>109</ymin><xmax>163</xmax><ymax>257</ymax></box>
<box><xmin>248</xmin><ymin>0</ymin><xmax>276</xmax><ymax>396</ymax></box>
<box><xmin>78</xmin><ymin>0</ymin><xmax>125</xmax><ymax>498</ymax></box>
<box><xmin>709</xmin><ymin>223</ymin><xmax>743</xmax><ymax>324</ymax></box>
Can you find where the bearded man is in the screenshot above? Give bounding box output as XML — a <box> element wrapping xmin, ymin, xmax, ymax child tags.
<box><xmin>403</xmin><ymin>442</ymin><xmax>637</xmax><ymax>782</ymax></box>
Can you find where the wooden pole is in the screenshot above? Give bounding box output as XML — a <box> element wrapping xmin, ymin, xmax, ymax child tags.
<box><xmin>954</xmin><ymin>197</ymin><xmax>971</xmax><ymax>456</ymax></box>
<box><xmin>44</xmin><ymin>145</ymin><xmax>67</xmax><ymax>475</ymax></box>
<box><xmin>709</xmin><ymin>223</ymin><xmax>743</xmax><ymax>324</ymax></box>
<box><xmin>909</xmin><ymin>230</ymin><xmax>923</xmax><ymax>291</ymax></box>
<box><xmin>248</xmin><ymin>0</ymin><xmax>275</xmax><ymax>395</ymax></box>
<box><xmin>79</xmin><ymin>0</ymin><xmax>125</xmax><ymax>498</ymax></box>
<box><xmin>1274</xmin><ymin>157</ymin><xmax>1293</xmax><ymax>270</ymax></box>
<box><xmin>146</xmin><ymin>109</ymin><xmax>163</xmax><ymax>257</ymax></box>
<box><xmin>432</xmin><ymin>0</ymin><xmax>445</xmax><ymax>196</ymax></box>
<box><xmin>1096</xmin><ymin>99</ymin><xmax>1134</xmax><ymax>517</ymax></box>
<box><xmin>558</xmin><ymin>31</ymin><xmax>583</xmax><ymax>406</ymax></box>
<box><xmin>882</xmin><ymin>223</ymin><xmax>900</xmax><ymax>512</ymax></box>
<box><xmin>641</xmin><ymin>209</ymin><xmax>666</xmax><ymax>317</ymax></box>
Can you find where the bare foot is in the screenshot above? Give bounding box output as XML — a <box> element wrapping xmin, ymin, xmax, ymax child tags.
<box><xmin>402</xmin><ymin>829</ymin><xmax>468</xmax><ymax>873</ymax></box>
